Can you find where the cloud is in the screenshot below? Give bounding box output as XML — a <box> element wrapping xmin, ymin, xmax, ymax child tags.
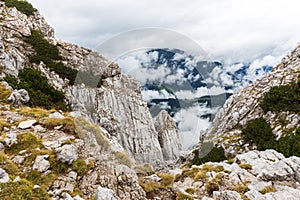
<box><xmin>173</xmin><ymin>104</ymin><xmax>218</xmax><ymax>150</ymax></box>
<box><xmin>141</xmin><ymin>90</ymin><xmax>175</xmax><ymax>102</ymax></box>
<box><xmin>28</xmin><ymin>0</ymin><xmax>300</xmax><ymax>64</ymax></box>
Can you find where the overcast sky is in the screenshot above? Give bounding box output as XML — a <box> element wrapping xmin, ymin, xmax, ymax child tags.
<box><xmin>28</xmin><ymin>0</ymin><xmax>300</xmax><ymax>64</ymax></box>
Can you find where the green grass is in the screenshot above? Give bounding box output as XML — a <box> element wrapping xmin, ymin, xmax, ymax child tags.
<box><xmin>4</xmin><ymin>0</ymin><xmax>36</xmax><ymax>16</ymax></box>
<box><xmin>0</xmin><ymin>83</ymin><xmax>12</xmax><ymax>103</ymax></box>
<box><xmin>0</xmin><ymin>179</ymin><xmax>51</xmax><ymax>200</ymax></box>
<box><xmin>259</xmin><ymin>186</ymin><xmax>276</xmax><ymax>194</ymax></box>
<box><xmin>6</xmin><ymin>132</ymin><xmax>43</xmax><ymax>155</ymax></box>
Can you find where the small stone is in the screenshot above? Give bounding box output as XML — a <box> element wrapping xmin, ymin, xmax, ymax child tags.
<box><xmin>32</xmin><ymin>155</ymin><xmax>50</xmax><ymax>172</ymax></box>
<box><xmin>0</xmin><ymin>168</ymin><xmax>10</xmax><ymax>183</ymax></box>
<box><xmin>13</xmin><ymin>176</ymin><xmax>21</xmax><ymax>182</ymax></box>
<box><xmin>18</xmin><ymin>120</ymin><xmax>37</xmax><ymax>130</ymax></box>
<box><xmin>3</xmin><ymin>132</ymin><xmax>17</xmax><ymax>147</ymax></box>
<box><xmin>33</xmin><ymin>185</ymin><xmax>40</xmax><ymax>189</ymax></box>
<box><xmin>12</xmin><ymin>155</ymin><xmax>25</xmax><ymax>165</ymax></box>
<box><xmin>73</xmin><ymin>195</ymin><xmax>84</xmax><ymax>200</ymax></box>
<box><xmin>49</xmin><ymin>112</ymin><xmax>65</xmax><ymax>119</ymax></box>
<box><xmin>62</xmin><ymin>192</ymin><xmax>73</xmax><ymax>200</ymax></box>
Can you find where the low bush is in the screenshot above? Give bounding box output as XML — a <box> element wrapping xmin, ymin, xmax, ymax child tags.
<box><xmin>260</xmin><ymin>77</ymin><xmax>300</xmax><ymax>113</ymax></box>
<box><xmin>191</xmin><ymin>144</ymin><xmax>226</xmax><ymax>165</ymax></box>
<box><xmin>242</xmin><ymin>118</ymin><xmax>300</xmax><ymax>157</ymax></box>
<box><xmin>4</xmin><ymin>0</ymin><xmax>36</xmax><ymax>16</ymax></box>
<box><xmin>24</xmin><ymin>30</ymin><xmax>78</xmax><ymax>85</ymax></box>
<box><xmin>241</xmin><ymin>117</ymin><xmax>275</xmax><ymax>151</ymax></box>
<box><xmin>71</xmin><ymin>159</ymin><xmax>91</xmax><ymax>176</ymax></box>
<box><xmin>239</xmin><ymin>163</ymin><xmax>252</xmax><ymax>170</ymax></box>
<box><xmin>276</xmin><ymin>128</ymin><xmax>300</xmax><ymax>157</ymax></box>
<box><xmin>4</xmin><ymin>68</ymin><xmax>68</xmax><ymax>110</ymax></box>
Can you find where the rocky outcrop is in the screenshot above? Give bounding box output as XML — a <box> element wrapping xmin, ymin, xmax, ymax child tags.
<box><xmin>0</xmin><ymin>1</ymin><xmax>180</xmax><ymax>166</ymax></box>
<box><xmin>168</xmin><ymin>149</ymin><xmax>300</xmax><ymax>200</ymax></box>
<box><xmin>155</xmin><ymin>110</ymin><xmax>181</xmax><ymax>161</ymax></box>
<box><xmin>7</xmin><ymin>89</ymin><xmax>30</xmax><ymax>107</ymax></box>
<box><xmin>203</xmin><ymin>45</ymin><xmax>300</xmax><ymax>155</ymax></box>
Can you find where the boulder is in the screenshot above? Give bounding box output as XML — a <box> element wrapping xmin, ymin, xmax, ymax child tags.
<box><xmin>7</xmin><ymin>89</ymin><xmax>30</xmax><ymax>107</ymax></box>
<box><xmin>95</xmin><ymin>186</ymin><xmax>119</xmax><ymax>200</ymax></box>
<box><xmin>32</xmin><ymin>155</ymin><xmax>50</xmax><ymax>172</ymax></box>
<box><xmin>18</xmin><ymin>120</ymin><xmax>37</xmax><ymax>130</ymax></box>
<box><xmin>56</xmin><ymin>144</ymin><xmax>78</xmax><ymax>164</ymax></box>
<box><xmin>49</xmin><ymin>112</ymin><xmax>65</xmax><ymax>119</ymax></box>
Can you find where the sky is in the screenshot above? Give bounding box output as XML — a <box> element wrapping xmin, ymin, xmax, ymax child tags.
<box><xmin>28</xmin><ymin>0</ymin><xmax>300</xmax><ymax>65</ymax></box>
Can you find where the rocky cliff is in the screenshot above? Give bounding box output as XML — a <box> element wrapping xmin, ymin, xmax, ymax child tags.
<box><xmin>0</xmin><ymin>1</ymin><xmax>181</xmax><ymax>165</ymax></box>
<box><xmin>203</xmin><ymin>44</ymin><xmax>300</xmax><ymax>155</ymax></box>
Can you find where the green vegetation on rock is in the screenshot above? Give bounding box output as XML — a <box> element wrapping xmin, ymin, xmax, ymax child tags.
<box><xmin>191</xmin><ymin>143</ymin><xmax>226</xmax><ymax>165</ymax></box>
<box><xmin>260</xmin><ymin>77</ymin><xmax>300</xmax><ymax>113</ymax></box>
<box><xmin>4</xmin><ymin>0</ymin><xmax>36</xmax><ymax>16</ymax></box>
<box><xmin>241</xmin><ymin>118</ymin><xmax>275</xmax><ymax>151</ymax></box>
<box><xmin>242</xmin><ymin>118</ymin><xmax>300</xmax><ymax>157</ymax></box>
<box><xmin>0</xmin><ymin>179</ymin><xmax>51</xmax><ymax>200</ymax></box>
<box><xmin>23</xmin><ymin>30</ymin><xmax>78</xmax><ymax>85</ymax></box>
<box><xmin>4</xmin><ymin>67</ymin><xmax>68</xmax><ymax>110</ymax></box>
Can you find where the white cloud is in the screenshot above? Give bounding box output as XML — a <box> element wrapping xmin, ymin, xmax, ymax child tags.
<box><xmin>28</xmin><ymin>0</ymin><xmax>300</xmax><ymax>64</ymax></box>
<box><xmin>141</xmin><ymin>90</ymin><xmax>175</xmax><ymax>102</ymax></box>
<box><xmin>173</xmin><ymin>104</ymin><xmax>218</xmax><ymax>150</ymax></box>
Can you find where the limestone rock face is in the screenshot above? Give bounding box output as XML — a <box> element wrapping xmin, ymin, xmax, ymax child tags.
<box><xmin>155</xmin><ymin>110</ymin><xmax>181</xmax><ymax>161</ymax></box>
<box><xmin>203</xmin><ymin>45</ymin><xmax>300</xmax><ymax>155</ymax></box>
<box><xmin>94</xmin><ymin>74</ymin><xmax>164</xmax><ymax>164</ymax></box>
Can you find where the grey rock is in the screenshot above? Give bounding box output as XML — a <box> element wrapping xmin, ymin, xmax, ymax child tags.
<box><xmin>0</xmin><ymin>142</ymin><xmax>4</xmax><ymax>151</ymax></box>
<box><xmin>213</xmin><ymin>190</ymin><xmax>242</xmax><ymax>200</ymax></box>
<box><xmin>56</xmin><ymin>144</ymin><xmax>78</xmax><ymax>164</ymax></box>
<box><xmin>155</xmin><ymin>110</ymin><xmax>181</xmax><ymax>161</ymax></box>
<box><xmin>73</xmin><ymin>195</ymin><xmax>84</xmax><ymax>200</ymax></box>
<box><xmin>144</xmin><ymin>174</ymin><xmax>162</xmax><ymax>182</ymax></box>
<box><xmin>32</xmin><ymin>155</ymin><xmax>50</xmax><ymax>172</ymax></box>
<box><xmin>12</xmin><ymin>155</ymin><xmax>25</xmax><ymax>165</ymax></box>
<box><xmin>95</xmin><ymin>186</ymin><xmax>120</xmax><ymax>200</ymax></box>
<box><xmin>3</xmin><ymin>132</ymin><xmax>17</xmax><ymax>147</ymax></box>
<box><xmin>7</xmin><ymin>89</ymin><xmax>30</xmax><ymax>107</ymax></box>
<box><xmin>49</xmin><ymin>112</ymin><xmax>65</xmax><ymax>119</ymax></box>
<box><xmin>62</xmin><ymin>192</ymin><xmax>73</xmax><ymax>200</ymax></box>
<box><xmin>0</xmin><ymin>168</ymin><xmax>9</xmax><ymax>183</ymax></box>
<box><xmin>18</xmin><ymin>119</ymin><xmax>37</xmax><ymax>130</ymax></box>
